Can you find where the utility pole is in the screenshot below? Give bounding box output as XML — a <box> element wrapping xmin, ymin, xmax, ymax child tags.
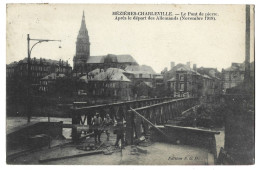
<box><xmin>26</xmin><ymin>34</ymin><xmax>61</xmax><ymax>123</ymax></box>
<box><xmin>27</xmin><ymin>34</ymin><xmax>31</xmax><ymax>123</ymax></box>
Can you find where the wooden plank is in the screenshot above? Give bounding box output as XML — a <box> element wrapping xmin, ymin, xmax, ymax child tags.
<box><xmin>62</xmin><ymin>124</ymin><xmax>74</xmax><ymax>128</ymax></box>
<box><xmin>62</xmin><ymin>124</ymin><xmax>89</xmax><ymax>130</ymax></box>
<box><xmin>181</xmin><ymin>104</ymin><xmax>200</xmax><ymax>115</ymax></box>
<box><xmin>164</xmin><ymin>124</ymin><xmax>220</xmax><ymax>134</ymax></box>
<box><xmin>38</xmin><ymin>150</ymin><xmax>103</xmax><ymax>163</ymax></box>
<box><xmin>79</xmin><ymin>132</ymin><xmax>94</xmax><ymax>140</ymax></box>
<box><xmin>72</xmin><ymin>97</ymin><xmax>178</xmax><ymax>111</ymax></box>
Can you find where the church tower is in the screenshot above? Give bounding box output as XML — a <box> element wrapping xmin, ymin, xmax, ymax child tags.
<box><xmin>73</xmin><ymin>11</ymin><xmax>90</xmax><ymax>73</ymax></box>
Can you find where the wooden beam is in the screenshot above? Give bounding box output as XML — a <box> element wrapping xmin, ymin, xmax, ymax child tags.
<box><xmin>79</xmin><ymin>132</ymin><xmax>94</xmax><ymax>140</ymax></box>
<box><xmin>39</xmin><ymin>150</ymin><xmax>103</xmax><ymax>163</ymax></box>
<box><xmin>72</xmin><ymin>97</ymin><xmax>177</xmax><ymax>112</ymax></box>
<box><xmin>181</xmin><ymin>104</ymin><xmax>200</xmax><ymax>115</ymax></box>
<box><xmin>164</xmin><ymin>124</ymin><xmax>220</xmax><ymax>135</ymax></box>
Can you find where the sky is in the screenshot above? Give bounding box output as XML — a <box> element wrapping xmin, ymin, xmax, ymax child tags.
<box><xmin>6</xmin><ymin>4</ymin><xmax>254</xmax><ymax>73</ymax></box>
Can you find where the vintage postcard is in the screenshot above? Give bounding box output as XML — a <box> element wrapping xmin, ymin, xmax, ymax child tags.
<box><xmin>6</xmin><ymin>4</ymin><xmax>255</xmax><ymax>165</ymax></box>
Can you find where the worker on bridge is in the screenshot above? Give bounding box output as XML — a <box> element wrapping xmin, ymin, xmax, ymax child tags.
<box><xmin>91</xmin><ymin>112</ymin><xmax>103</xmax><ymax>144</ymax></box>
<box><xmin>103</xmin><ymin>113</ymin><xmax>113</xmax><ymax>141</ymax></box>
<box><xmin>114</xmin><ymin>117</ymin><xmax>125</xmax><ymax>148</ymax></box>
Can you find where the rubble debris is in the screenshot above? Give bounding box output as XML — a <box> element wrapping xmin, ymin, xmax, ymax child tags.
<box><xmin>76</xmin><ymin>143</ymin><xmax>97</xmax><ymax>151</ymax></box>
<box><xmin>79</xmin><ymin>132</ymin><xmax>94</xmax><ymax>140</ymax></box>
<box><xmin>130</xmin><ymin>145</ymin><xmax>147</xmax><ymax>155</ymax></box>
<box><xmin>138</xmin><ymin>139</ymin><xmax>153</xmax><ymax>147</ymax></box>
<box><xmin>130</xmin><ymin>147</ymin><xmax>139</xmax><ymax>155</ymax></box>
<box><xmin>103</xmin><ymin>150</ymin><xmax>113</xmax><ymax>155</ymax></box>
<box><xmin>136</xmin><ymin>146</ymin><xmax>148</xmax><ymax>154</ymax></box>
<box><xmin>134</xmin><ymin>135</ymin><xmax>146</xmax><ymax>145</ymax></box>
<box><xmin>95</xmin><ymin>141</ymin><xmax>105</xmax><ymax>150</ymax></box>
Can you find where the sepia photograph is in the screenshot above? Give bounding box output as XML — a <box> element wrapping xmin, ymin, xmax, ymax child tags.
<box><xmin>5</xmin><ymin>3</ymin><xmax>255</xmax><ymax>165</ymax></box>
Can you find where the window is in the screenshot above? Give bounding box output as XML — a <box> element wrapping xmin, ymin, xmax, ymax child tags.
<box><xmin>231</xmin><ymin>83</ymin><xmax>236</xmax><ymax>88</ymax></box>
<box><xmin>224</xmin><ymin>74</ymin><xmax>229</xmax><ymax>80</ymax></box>
<box><xmin>179</xmin><ymin>75</ymin><xmax>184</xmax><ymax>81</ymax></box>
<box><xmin>170</xmin><ymin>82</ymin><xmax>174</xmax><ymax>88</ymax></box>
<box><xmin>179</xmin><ymin>83</ymin><xmax>184</xmax><ymax>91</ymax></box>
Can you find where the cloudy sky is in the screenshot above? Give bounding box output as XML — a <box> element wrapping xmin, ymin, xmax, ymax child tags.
<box><xmin>6</xmin><ymin>4</ymin><xmax>254</xmax><ymax>73</ymax></box>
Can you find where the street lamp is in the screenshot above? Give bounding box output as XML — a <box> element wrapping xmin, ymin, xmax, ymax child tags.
<box><xmin>27</xmin><ymin>34</ymin><xmax>61</xmax><ymax>123</ymax></box>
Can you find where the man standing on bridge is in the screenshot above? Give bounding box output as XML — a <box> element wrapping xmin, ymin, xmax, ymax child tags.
<box><xmin>103</xmin><ymin>113</ymin><xmax>113</xmax><ymax>141</ymax></box>
<box><xmin>114</xmin><ymin>117</ymin><xmax>125</xmax><ymax>148</ymax></box>
<box><xmin>92</xmin><ymin>112</ymin><xmax>103</xmax><ymax>143</ymax></box>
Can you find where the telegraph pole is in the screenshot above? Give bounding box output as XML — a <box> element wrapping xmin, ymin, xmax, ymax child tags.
<box><xmin>27</xmin><ymin>34</ymin><xmax>31</xmax><ymax>123</ymax></box>
<box><xmin>26</xmin><ymin>34</ymin><xmax>61</xmax><ymax>123</ymax></box>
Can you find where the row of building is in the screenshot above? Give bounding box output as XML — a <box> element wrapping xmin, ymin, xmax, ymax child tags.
<box><xmin>6</xmin><ymin>55</ymin><xmax>254</xmax><ymax>101</ymax></box>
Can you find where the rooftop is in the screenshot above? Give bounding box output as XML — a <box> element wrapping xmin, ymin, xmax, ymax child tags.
<box><xmin>86</xmin><ymin>68</ymin><xmax>130</xmax><ymax>82</ymax></box>
<box><xmin>7</xmin><ymin>57</ymin><xmax>71</xmax><ymax>67</ymax></box>
<box><xmin>125</xmin><ymin>65</ymin><xmax>156</xmax><ymax>74</ymax></box>
<box><xmin>41</xmin><ymin>73</ymin><xmax>66</xmax><ymax>80</ymax></box>
<box><xmin>86</xmin><ymin>54</ymin><xmax>138</xmax><ymax>64</ymax></box>
<box><xmin>223</xmin><ymin>61</ymin><xmax>254</xmax><ymax>72</ymax></box>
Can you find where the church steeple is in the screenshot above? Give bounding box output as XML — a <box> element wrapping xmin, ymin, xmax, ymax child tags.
<box><xmin>78</xmin><ymin>11</ymin><xmax>89</xmax><ymax>39</ymax></box>
<box><xmin>73</xmin><ymin>11</ymin><xmax>90</xmax><ymax>73</ymax></box>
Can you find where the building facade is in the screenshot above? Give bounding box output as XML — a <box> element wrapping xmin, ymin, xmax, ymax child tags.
<box><xmin>163</xmin><ymin>62</ymin><xmax>222</xmax><ymax>99</ymax></box>
<box><xmin>6</xmin><ymin>57</ymin><xmax>72</xmax><ymax>98</ymax></box>
<box><xmin>221</xmin><ymin>62</ymin><xmax>254</xmax><ymax>93</ymax></box>
<box><xmin>79</xmin><ymin>68</ymin><xmax>133</xmax><ymax>101</ymax></box>
<box><xmin>7</xmin><ymin>57</ymin><xmax>72</xmax><ymax>84</ymax></box>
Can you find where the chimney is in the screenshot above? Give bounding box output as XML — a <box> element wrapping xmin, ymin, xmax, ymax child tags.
<box><xmin>244</xmin><ymin>5</ymin><xmax>251</xmax><ymax>86</ymax></box>
<box><xmin>170</xmin><ymin>62</ymin><xmax>175</xmax><ymax>69</ymax></box>
<box><xmin>232</xmin><ymin>63</ymin><xmax>239</xmax><ymax>67</ymax></box>
<box><xmin>186</xmin><ymin>62</ymin><xmax>190</xmax><ymax>68</ymax></box>
<box><xmin>193</xmin><ymin>64</ymin><xmax>197</xmax><ymax>71</ymax></box>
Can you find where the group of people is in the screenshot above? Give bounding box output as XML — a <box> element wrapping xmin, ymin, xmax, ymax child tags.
<box><xmin>91</xmin><ymin>112</ymin><xmax>125</xmax><ymax>147</ymax></box>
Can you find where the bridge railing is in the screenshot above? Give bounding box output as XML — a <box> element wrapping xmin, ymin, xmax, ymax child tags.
<box><xmin>70</xmin><ymin>97</ymin><xmax>179</xmax><ymax>126</ymax></box>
